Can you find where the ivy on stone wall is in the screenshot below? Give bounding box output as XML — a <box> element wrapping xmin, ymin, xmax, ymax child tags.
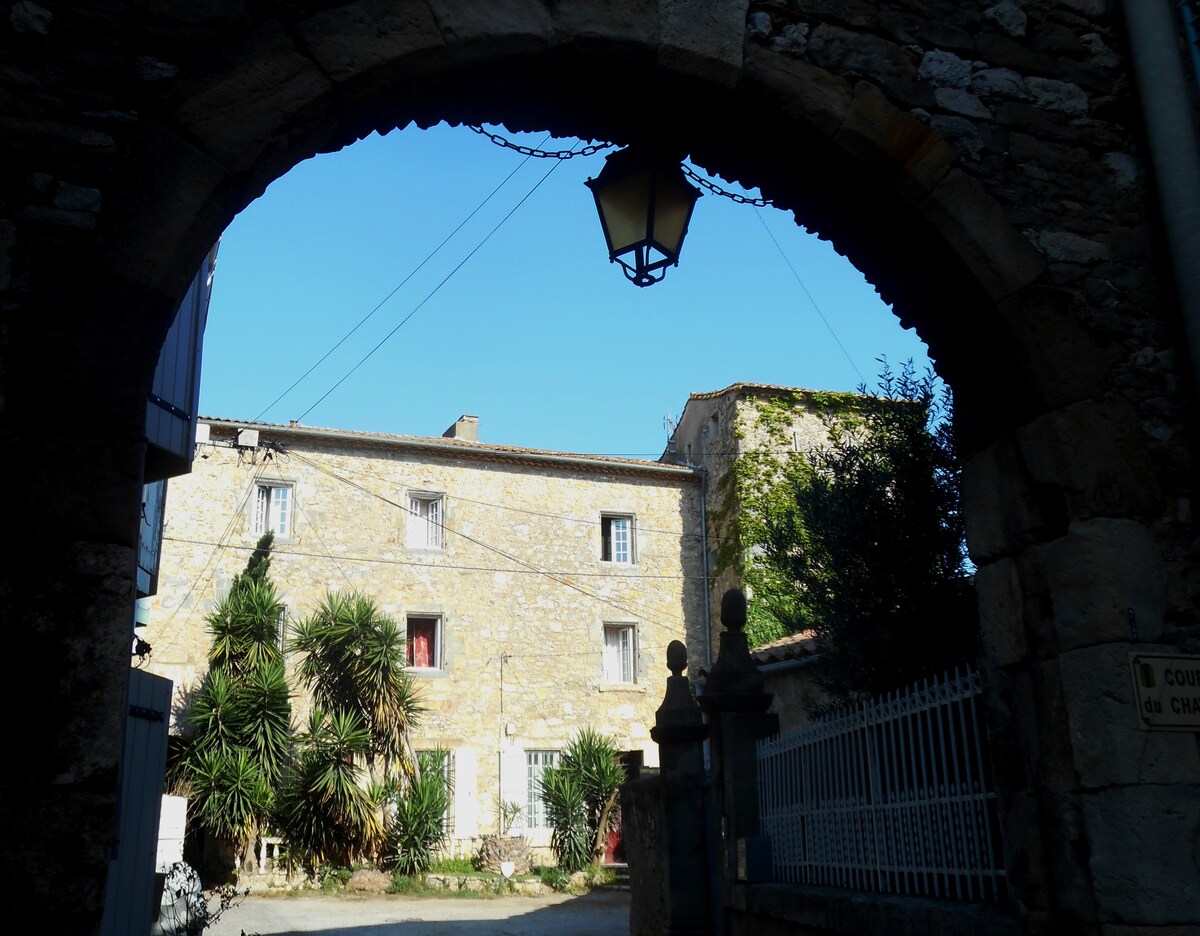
<box><xmin>712</xmin><ymin>364</ymin><xmax>976</xmax><ymax>708</ymax></box>
<box><xmin>711</xmin><ymin>389</ymin><xmax>862</xmax><ymax>648</ymax></box>
<box><xmin>757</xmin><ymin>363</ymin><xmax>977</xmax><ymax>704</ymax></box>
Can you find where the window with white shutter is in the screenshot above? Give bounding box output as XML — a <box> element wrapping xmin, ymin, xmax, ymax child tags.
<box><xmin>603</xmin><ymin>623</ymin><xmax>637</xmax><ymax>684</ymax></box>
<box><xmin>407</xmin><ymin>493</ymin><xmax>444</xmax><ymax>548</ymax></box>
<box><xmin>254</xmin><ymin>484</ymin><xmax>293</xmax><ymax>537</ymax></box>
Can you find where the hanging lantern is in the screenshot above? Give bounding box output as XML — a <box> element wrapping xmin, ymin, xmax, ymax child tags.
<box><xmin>585</xmin><ymin>146</ymin><xmax>702</xmax><ymax>287</ymax></box>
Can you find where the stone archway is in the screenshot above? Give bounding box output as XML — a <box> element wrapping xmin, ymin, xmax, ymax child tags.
<box><xmin>2</xmin><ymin>3</ymin><xmax>1195</xmax><ymax>933</ymax></box>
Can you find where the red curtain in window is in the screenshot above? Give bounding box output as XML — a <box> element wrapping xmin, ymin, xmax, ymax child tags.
<box><xmin>408</xmin><ymin>620</ymin><xmax>435</xmax><ymax>668</ymax></box>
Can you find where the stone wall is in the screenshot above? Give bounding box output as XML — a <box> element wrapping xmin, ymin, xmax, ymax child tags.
<box><xmin>666</xmin><ymin>384</ymin><xmax>861</xmax><ymax>650</ymax></box>
<box><xmin>143</xmin><ymin>419</ymin><xmax>706</xmax><ymax>852</ymax></box>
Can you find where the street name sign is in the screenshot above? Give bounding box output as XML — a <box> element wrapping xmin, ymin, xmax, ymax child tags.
<box><xmin>1130</xmin><ymin>653</ymin><xmax>1200</xmax><ymax>731</ymax></box>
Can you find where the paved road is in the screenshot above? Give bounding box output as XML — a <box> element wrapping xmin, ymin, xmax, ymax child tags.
<box><xmin>206</xmin><ymin>889</ymin><xmax>631</xmax><ymax>935</ymax></box>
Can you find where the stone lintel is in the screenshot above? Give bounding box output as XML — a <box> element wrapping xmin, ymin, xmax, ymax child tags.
<box><xmin>918</xmin><ymin>167</ymin><xmax>1047</xmax><ymax>303</ymax></box>
<box><xmin>660</xmin><ymin>0</ymin><xmax>748</xmax><ymax>89</ymax></box>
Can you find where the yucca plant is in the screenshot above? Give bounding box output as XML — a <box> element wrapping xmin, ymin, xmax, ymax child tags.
<box><xmin>387</xmin><ymin>749</ymin><xmax>451</xmax><ymax>876</ymax></box>
<box><xmin>538</xmin><ymin>766</ymin><xmax>592</xmax><ymax>873</ymax></box>
<box><xmin>276</xmin><ymin>707</ymin><xmax>385</xmax><ymax>867</ymax></box>
<box><xmin>233</xmin><ymin>657</ymin><xmax>292</xmax><ymax>788</ymax></box>
<box><xmin>539</xmin><ymin>728</ymin><xmax>626</xmax><ymax>872</ymax></box>
<box><xmin>173</xmin><ymin>534</ymin><xmax>294</xmax><ymax>875</ymax></box>
<box><xmin>292</xmin><ymin>590</ymin><xmax>424</xmax><ymax>788</ymax></box>
<box><xmin>190</xmin><ymin>749</ymin><xmax>272</xmax><ymax>845</ymax></box>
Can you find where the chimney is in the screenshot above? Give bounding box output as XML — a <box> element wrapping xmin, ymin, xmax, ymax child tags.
<box><xmin>442</xmin><ymin>414</ymin><xmax>479</xmax><ymax>442</ymax></box>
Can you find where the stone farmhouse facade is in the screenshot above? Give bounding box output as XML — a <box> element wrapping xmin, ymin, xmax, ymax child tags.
<box><xmin>141</xmin><ymin>414</ymin><xmax>707</xmax><ymax>858</ymax></box>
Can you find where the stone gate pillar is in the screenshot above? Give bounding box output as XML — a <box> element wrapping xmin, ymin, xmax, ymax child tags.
<box><xmin>698</xmin><ymin>589</ymin><xmax>779</xmax><ymax>925</ymax></box>
<box><xmin>625</xmin><ymin>639</ymin><xmax>712</xmax><ymax>936</ymax></box>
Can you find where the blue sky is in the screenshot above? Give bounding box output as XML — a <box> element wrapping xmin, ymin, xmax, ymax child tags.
<box><xmin>198</xmin><ymin>122</ymin><xmax>930</xmax><ymax>458</ymax></box>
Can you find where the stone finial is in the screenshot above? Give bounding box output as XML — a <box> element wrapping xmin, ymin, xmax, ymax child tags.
<box><xmin>699</xmin><ymin>588</ymin><xmax>771</xmax><ymax>714</ymax></box>
<box><xmin>720</xmin><ymin>588</ymin><xmax>747</xmax><ymax>631</ymax></box>
<box><xmin>667</xmin><ymin>639</ymin><xmax>688</xmax><ymax>676</ymax></box>
<box><xmin>652</xmin><ymin>640</ymin><xmax>706</xmax><ymax>737</ymax></box>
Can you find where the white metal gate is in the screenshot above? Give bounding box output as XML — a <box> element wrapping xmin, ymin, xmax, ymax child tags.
<box><xmin>757</xmin><ymin>668</ymin><xmax>1005</xmax><ymax>902</ymax></box>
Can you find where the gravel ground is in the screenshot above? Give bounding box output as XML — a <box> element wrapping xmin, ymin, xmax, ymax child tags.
<box><xmin>205</xmin><ymin>888</ymin><xmax>631</xmax><ymax>935</ymax></box>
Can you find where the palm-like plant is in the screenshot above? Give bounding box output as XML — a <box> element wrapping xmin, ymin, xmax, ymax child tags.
<box><xmin>174</xmin><ymin>534</ymin><xmax>294</xmax><ymax>873</ymax></box>
<box><xmin>539</xmin><ymin>766</ymin><xmax>592</xmax><ymax>873</ymax></box>
<box><xmin>190</xmin><ymin>749</ymin><xmax>272</xmax><ymax>845</ymax></box>
<box><xmin>207</xmin><ymin>578</ymin><xmax>285</xmax><ymax>677</ymax></box>
<box><xmin>275</xmin><ymin>708</ymin><xmax>385</xmax><ymax>866</ymax></box>
<box><xmin>388</xmin><ymin>749</ymin><xmax>451</xmax><ymax>876</ymax></box>
<box><xmin>291</xmin><ymin>590</ymin><xmax>423</xmax><ymax>787</ymax></box>
<box><xmin>539</xmin><ymin>728</ymin><xmax>626</xmax><ymax>872</ymax></box>
<box><xmin>233</xmin><ymin>658</ymin><xmax>292</xmax><ymax>788</ymax></box>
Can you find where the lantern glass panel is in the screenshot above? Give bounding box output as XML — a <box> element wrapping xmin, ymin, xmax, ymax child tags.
<box><xmin>595</xmin><ymin>167</ymin><xmax>654</xmax><ymax>254</ymax></box>
<box><xmin>649</xmin><ymin>169</ymin><xmax>697</xmax><ymax>257</ymax></box>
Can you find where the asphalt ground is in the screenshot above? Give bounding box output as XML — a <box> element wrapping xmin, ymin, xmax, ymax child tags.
<box><xmin>205</xmin><ymin>889</ymin><xmax>631</xmax><ymax>935</ymax></box>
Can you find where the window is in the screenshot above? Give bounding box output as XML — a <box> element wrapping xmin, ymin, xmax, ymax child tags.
<box><xmin>601</xmin><ymin>514</ymin><xmax>634</xmax><ymax>563</ymax></box>
<box><xmin>526</xmin><ymin>750</ymin><xmax>559</xmax><ymax>829</ymax></box>
<box><xmin>406</xmin><ymin>614</ymin><xmax>442</xmax><ymax>669</ymax></box>
<box><xmin>275</xmin><ymin>604</ymin><xmax>288</xmax><ymax>655</ymax></box>
<box><xmin>603</xmin><ymin>623</ymin><xmax>637</xmax><ymax>684</ymax></box>
<box><xmin>407</xmin><ymin>493</ymin><xmax>443</xmax><ymax>548</ymax></box>
<box><xmin>416</xmin><ymin>749</ymin><xmax>454</xmax><ymax>834</ymax></box>
<box><xmin>254</xmin><ymin>483</ymin><xmax>292</xmax><ymax>537</ymax></box>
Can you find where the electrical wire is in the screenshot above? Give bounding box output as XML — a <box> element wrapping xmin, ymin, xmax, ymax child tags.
<box><xmin>754</xmin><ymin>206</ymin><xmax>867</xmax><ymax>385</ymax></box>
<box><xmin>267</xmin><ymin>447</ymin><xmax>722</xmax><ymax>543</ymax></box>
<box><xmin>276</xmin><ymin>448</ymin><xmax>689</xmax><ymax>630</ymax></box>
<box><xmin>293</xmin><ymin>146</ymin><xmax>574</xmax><ymax>425</ymax></box>
<box><xmin>161</xmin><ymin>534</ymin><xmax>701</xmax><ymax>581</ymax></box>
<box><xmin>260</xmin><ymin>450</ymin><xmax>360</xmax><ymax>593</ymax></box>
<box><xmin>252</xmin><ymin>135</ymin><xmax>554</xmax><ymax>423</ymax></box>
<box><xmin>149</xmin><ymin>451</ymin><xmax>276</xmax><ymax>658</ymax></box>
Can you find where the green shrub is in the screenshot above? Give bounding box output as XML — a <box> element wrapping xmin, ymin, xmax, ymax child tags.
<box><xmin>387</xmin><ymin>750</ymin><xmax>451</xmax><ymax>876</ymax></box>
<box><xmin>538</xmin><ymin>728</ymin><xmax>625</xmax><ymax>872</ymax></box>
<box><xmin>538</xmin><ymin>768</ymin><xmax>591</xmax><ymax>873</ymax></box>
<box><xmin>387</xmin><ymin>872</ymin><xmax>421</xmax><ymax>895</ymax></box>
<box><xmin>275</xmin><ymin>708</ymin><xmax>384</xmax><ymax>867</ymax></box>
<box><xmin>538</xmin><ymin>865</ymin><xmax>572</xmax><ymax>891</ymax></box>
<box><xmin>585</xmin><ymin>864</ymin><xmax>615</xmax><ymax>887</ymax></box>
<box><xmin>429</xmin><ymin>856</ymin><xmax>475</xmax><ymax>875</ymax></box>
<box><xmin>318</xmin><ymin>865</ymin><xmax>352</xmax><ymax>892</ymax></box>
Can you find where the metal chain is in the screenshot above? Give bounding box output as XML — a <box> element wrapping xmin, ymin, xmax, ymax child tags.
<box><xmin>681</xmin><ymin>164</ymin><xmax>773</xmax><ymax>206</ymax></box>
<box><xmin>468</xmin><ymin>125</ymin><xmax>614</xmax><ymax>159</ymax></box>
<box><xmin>469</xmin><ymin>125</ymin><xmax>772</xmax><ymax>205</ymax></box>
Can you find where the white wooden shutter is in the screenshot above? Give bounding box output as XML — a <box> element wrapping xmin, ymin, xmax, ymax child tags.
<box><xmin>429</xmin><ymin>497</ymin><xmax>442</xmax><ymax>548</ymax></box>
<box><xmin>499</xmin><ymin>745</ymin><xmax>527</xmax><ymax>834</ymax></box>
<box><xmin>453</xmin><ymin>748</ymin><xmax>478</xmax><ymax>838</ymax></box>
<box><xmin>255</xmin><ymin>484</ymin><xmax>268</xmax><ymax>532</ymax></box>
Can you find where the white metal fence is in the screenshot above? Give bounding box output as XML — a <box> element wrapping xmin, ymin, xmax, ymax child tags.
<box><xmin>756</xmin><ymin>668</ymin><xmax>1005</xmax><ymax>903</ymax></box>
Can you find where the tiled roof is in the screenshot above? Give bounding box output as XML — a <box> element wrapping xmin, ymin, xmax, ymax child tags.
<box><xmin>198</xmin><ymin>416</ymin><xmax>699</xmax><ymax>478</ymax></box>
<box><xmin>749</xmin><ymin>630</ymin><xmax>820</xmax><ymax>665</ymax></box>
<box><xmin>686</xmin><ymin>382</ymin><xmax>864</xmax><ymax>402</ymax></box>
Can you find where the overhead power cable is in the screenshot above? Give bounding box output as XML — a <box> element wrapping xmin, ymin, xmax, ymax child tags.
<box><xmin>281</xmin><ymin>448</ymin><xmax>687</xmax><ymax>630</ymax></box>
<box><xmin>150</xmin><ymin>455</ymin><xmax>274</xmax><ymax>657</ymax></box>
<box><xmin>253</xmin><ymin>134</ymin><xmax>552</xmax><ymax>423</ymax></box>
<box><xmin>753</xmin><ymin>206</ymin><xmax>866</xmax><ymax>385</ymax></box>
<box><xmin>272</xmin><ymin>451</ymin><xmax>719</xmax><ymax>542</ymax></box>
<box><xmin>294</xmin><ymin>143</ymin><xmax>573</xmax><ymax>425</ymax></box>
<box><xmin>162</xmin><ymin>535</ymin><xmax>699</xmax><ymax>581</ymax></box>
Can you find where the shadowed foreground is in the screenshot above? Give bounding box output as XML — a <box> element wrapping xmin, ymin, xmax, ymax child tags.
<box><xmin>206</xmin><ymin>889</ymin><xmax>631</xmax><ymax>936</ymax></box>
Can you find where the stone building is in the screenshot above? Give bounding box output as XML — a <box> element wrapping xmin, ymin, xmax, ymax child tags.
<box><xmin>664</xmin><ymin>382</ymin><xmax>862</xmax><ymax>649</ymax></box>
<box><xmin>141</xmin><ymin>414</ymin><xmax>706</xmax><ymax>858</ymax></box>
